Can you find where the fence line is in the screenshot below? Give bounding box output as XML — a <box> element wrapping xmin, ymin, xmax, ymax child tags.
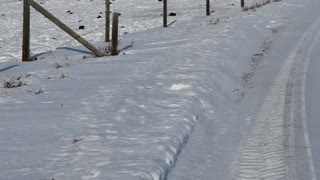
<box><xmin>20</xmin><ymin>0</ymin><xmax>279</xmax><ymax>62</ymax></box>
<box><xmin>22</xmin><ymin>0</ymin><xmax>105</xmax><ymax>61</ymax></box>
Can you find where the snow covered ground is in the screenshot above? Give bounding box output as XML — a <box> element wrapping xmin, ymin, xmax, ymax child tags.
<box><xmin>0</xmin><ymin>0</ymin><xmax>319</xmax><ymax>179</ymax></box>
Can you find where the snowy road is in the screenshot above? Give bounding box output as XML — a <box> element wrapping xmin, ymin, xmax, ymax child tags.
<box><xmin>305</xmin><ymin>17</ymin><xmax>320</xmax><ymax>180</ymax></box>
<box><xmin>230</xmin><ymin>0</ymin><xmax>320</xmax><ymax>179</ymax></box>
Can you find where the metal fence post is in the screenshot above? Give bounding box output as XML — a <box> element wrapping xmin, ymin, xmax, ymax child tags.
<box><xmin>105</xmin><ymin>0</ymin><xmax>110</xmax><ymax>42</ymax></box>
<box><xmin>22</xmin><ymin>0</ymin><xmax>30</xmax><ymax>61</ymax></box>
<box><xmin>163</xmin><ymin>0</ymin><xmax>167</xmax><ymax>27</ymax></box>
<box><xmin>206</xmin><ymin>0</ymin><xmax>210</xmax><ymax>16</ymax></box>
<box><xmin>111</xmin><ymin>12</ymin><xmax>119</xmax><ymax>55</ymax></box>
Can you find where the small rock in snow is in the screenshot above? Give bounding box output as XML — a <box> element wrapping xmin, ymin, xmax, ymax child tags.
<box><xmin>35</xmin><ymin>88</ymin><xmax>44</xmax><ymax>95</ymax></box>
<box><xmin>67</xmin><ymin>10</ymin><xmax>73</xmax><ymax>14</ymax></box>
<box><xmin>59</xmin><ymin>73</ymin><xmax>65</xmax><ymax>79</ymax></box>
<box><xmin>3</xmin><ymin>76</ymin><xmax>25</xmax><ymax>88</ymax></box>
<box><xmin>72</xmin><ymin>138</ymin><xmax>84</xmax><ymax>143</ymax></box>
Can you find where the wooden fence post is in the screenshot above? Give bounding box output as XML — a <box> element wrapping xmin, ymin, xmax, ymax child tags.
<box><xmin>105</xmin><ymin>0</ymin><xmax>110</xmax><ymax>42</ymax></box>
<box><xmin>27</xmin><ymin>0</ymin><xmax>105</xmax><ymax>57</ymax></box>
<box><xmin>22</xmin><ymin>0</ymin><xmax>30</xmax><ymax>61</ymax></box>
<box><xmin>163</xmin><ymin>0</ymin><xmax>167</xmax><ymax>27</ymax></box>
<box><xmin>241</xmin><ymin>0</ymin><xmax>245</xmax><ymax>8</ymax></box>
<box><xmin>206</xmin><ymin>0</ymin><xmax>210</xmax><ymax>16</ymax></box>
<box><xmin>111</xmin><ymin>12</ymin><xmax>119</xmax><ymax>56</ymax></box>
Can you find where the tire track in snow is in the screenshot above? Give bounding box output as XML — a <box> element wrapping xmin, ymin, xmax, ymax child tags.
<box><xmin>235</xmin><ymin>13</ymin><xmax>320</xmax><ymax>180</ymax></box>
<box><xmin>284</xmin><ymin>14</ymin><xmax>320</xmax><ymax>180</ymax></box>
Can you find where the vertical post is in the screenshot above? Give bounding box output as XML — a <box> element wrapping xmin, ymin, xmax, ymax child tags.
<box><xmin>163</xmin><ymin>0</ymin><xmax>167</xmax><ymax>27</ymax></box>
<box><xmin>105</xmin><ymin>0</ymin><xmax>110</xmax><ymax>42</ymax></box>
<box><xmin>206</xmin><ymin>0</ymin><xmax>210</xmax><ymax>16</ymax></box>
<box><xmin>22</xmin><ymin>0</ymin><xmax>30</xmax><ymax>61</ymax></box>
<box><xmin>241</xmin><ymin>0</ymin><xmax>245</xmax><ymax>8</ymax></box>
<box><xmin>111</xmin><ymin>12</ymin><xmax>119</xmax><ymax>56</ymax></box>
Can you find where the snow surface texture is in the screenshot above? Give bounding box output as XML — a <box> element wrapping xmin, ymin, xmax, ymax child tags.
<box><xmin>0</xmin><ymin>0</ymin><xmax>318</xmax><ymax>179</ymax></box>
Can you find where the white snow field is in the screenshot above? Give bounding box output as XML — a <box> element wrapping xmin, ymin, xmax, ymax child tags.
<box><xmin>0</xmin><ymin>0</ymin><xmax>319</xmax><ymax>179</ymax></box>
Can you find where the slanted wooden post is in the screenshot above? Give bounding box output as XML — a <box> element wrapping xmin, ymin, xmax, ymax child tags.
<box><xmin>22</xmin><ymin>0</ymin><xmax>30</xmax><ymax>61</ymax></box>
<box><xmin>27</xmin><ymin>0</ymin><xmax>105</xmax><ymax>57</ymax></box>
<box><xmin>241</xmin><ymin>0</ymin><xmax>245</xmax><ymax>8</ymax></box>
<box><xmin>111</xmin><ymin>12</ymin><xmax>119</xmax><ymax>56</ymax></box>
<box><xmin>105</xmin><ymin>0</ymin><xmax>110</xmax><ymax>42</ymax></box>
<box><xmin>206</xmin><ymin>0</ymin><xmax>210</xmax><ymax>16</ymax></box>
<box><xmin>163</xmin><ymin>0</ymin><xmax>167</xmax><ymax>27</ymax></box>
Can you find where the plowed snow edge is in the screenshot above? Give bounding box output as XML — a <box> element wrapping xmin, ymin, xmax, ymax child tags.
<box><xmin>234</xmin><ymin>12</ymin><xmax>320</xmax><ymax>180</ymax></box>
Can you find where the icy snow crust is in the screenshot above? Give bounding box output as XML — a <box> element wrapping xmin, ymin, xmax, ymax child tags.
<box><xmin>0</xmin><ymin>0</ymin><xmax>310</xmax><ymax>179</ymax></box>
